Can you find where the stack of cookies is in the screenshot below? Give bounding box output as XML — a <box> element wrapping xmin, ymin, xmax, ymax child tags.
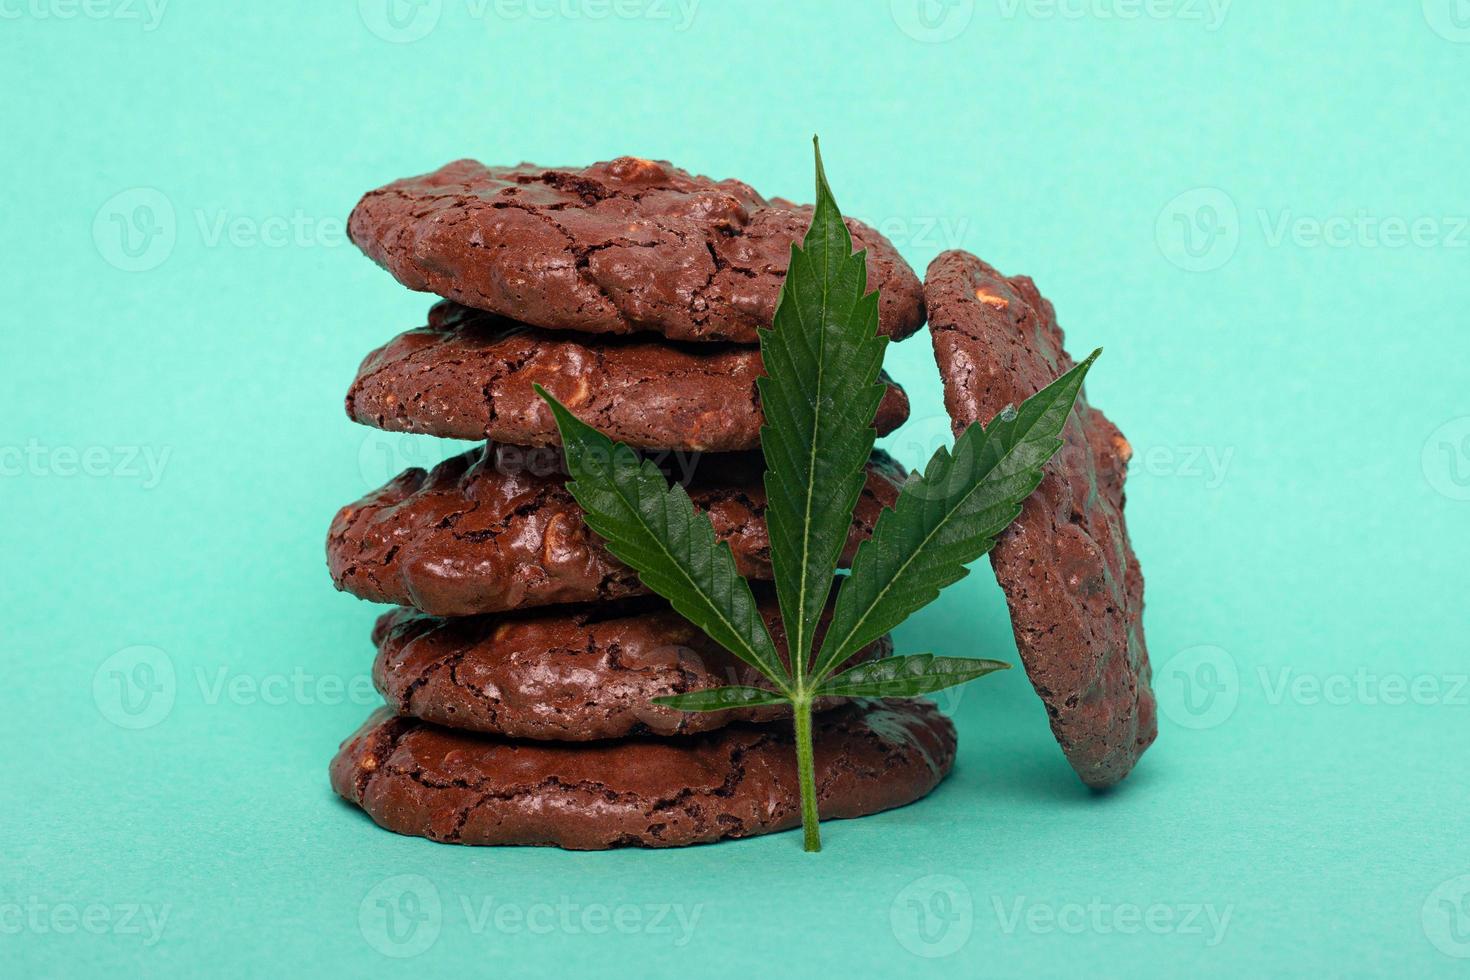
<box><xmin>325</xmin><ymin>157</ymin><xmax>962</xmax><ymax>849</ymax></box>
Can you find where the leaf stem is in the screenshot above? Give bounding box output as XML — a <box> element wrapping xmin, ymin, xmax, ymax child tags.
<box><xmin>792</xmin><ymin>697</ymin><xmax>821</xmax><ymax>852</ymax></box>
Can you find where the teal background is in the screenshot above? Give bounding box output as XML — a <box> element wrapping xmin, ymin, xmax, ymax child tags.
<box><xmin>3</xmin><ymin>1</ymin><xmax>1468</xmax><ymax>976</ymax></box>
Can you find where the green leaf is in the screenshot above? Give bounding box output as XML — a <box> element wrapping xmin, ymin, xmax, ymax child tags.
<box><xmin>537</xmin><ymin>386</ymin><xmax>789</xmax><ymax>687</ymax></box>
<box><xmin>652</xmin><ymin>687</ymin><xmax>792</xmax><ymax>712</ymax></box>
<box><xmin>758</xmin><ymin>136</ymin><xmax>890</xmax><ymax>694</ymax></box>
<box><xmin>813</xmin><ymin>654</ymin><xmax>1010</xmax><ymax>699</ymax></box>
<box><xmin>811</xmin><ymin>350</ymin><xmax>1099</xmax><ymax>681</ymax></box>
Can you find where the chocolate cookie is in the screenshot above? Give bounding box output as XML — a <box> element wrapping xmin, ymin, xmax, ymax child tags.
<box><xmin>328</xmin><ymin>445</ymin><xmax>906</xmax><ymax>616</ymax></box>
<box><xmin>925</xmin><ymin>250</ymin><xmax>1156</xmax><ymax>789</ymax></box>
<box><xmin>331</xmin><ymin>699</ymin><xmax>956</xmax><ymax>849</ymax></box>
<box><xmin>347</xmin><ymin>157</ymin><xmax>926</xmax><ymax>343</ymax></box>
<box><xmin>346</xmin><ymin>301</ymin><xmax>911</xmax><ymax>451</ymax></box>
<box><xmin>371</xmin><ymin>595</ymin><xmax>891</xmax><ymax>740</ymax></box>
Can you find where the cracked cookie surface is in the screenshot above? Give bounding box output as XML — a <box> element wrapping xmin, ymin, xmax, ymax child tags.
<box><xmin>346</xmin><ymin>301</ymin><xmax>910</xmax><ymax>451</ymax></box>
<box><xmin>330</xmin><ymin>698</ymin><xmax>956</xmax><ymax>849</ymax></box>
<box><xmin>328</xmin><ymin>444</ymin><xmax>906</xmax><ymax>616</ymax></box>
<box><xmin>371</xmin><ymin>594</ymin><xmax>891</xmax><ymax>740</ymax></box>
<box><xmin>347</xmin><ymin>157</ymin><xmax>926</xmax><ymax>343</ymax></box>
<box><xmin>925</xmin><ymin>249</ymin><xmax>1156</xmax><ymax>789</ymax></box>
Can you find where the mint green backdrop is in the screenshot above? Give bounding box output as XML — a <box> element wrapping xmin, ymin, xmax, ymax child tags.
<box><xmin>4</xmin><ymin>2</ymin><xmax>1468</xmax><ymax>976</ymax></box>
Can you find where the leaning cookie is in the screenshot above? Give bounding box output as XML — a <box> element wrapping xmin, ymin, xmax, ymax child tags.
<box><xmin>331</xmin><ymin>699</ymin><xmax>955</xmax><ymax>849</ymax></box>
<box><xmin>925</xmin><ymin>249</ymin><xmax>1156</xmax><ymax>789</ymax></box>
<box><xmin>345</xmin><ymin>302</ymin><xmax>911</xmax><ymax>451</ymax></box>
<box><xmin>370</xmin><ymin>595</ymin><xmax>890</xmax><ymax>740</ymax></box>
<box><xmin>347</xmin><ymin>157</ymin><xmax>926</xmax><ymax>344</ymax></box>
<box><xmin>328</xmin><ymin>445</ymin><xmax>906</xmax><ymax>616</ymax></box>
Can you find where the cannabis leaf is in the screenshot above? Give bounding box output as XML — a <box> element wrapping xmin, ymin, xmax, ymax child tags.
<box><xmin>814</xmin><ymin>654</ymin><xmax>1010</xmax><ymax>698</ymax></box>
<box><xmin>810</xmin><ymin>350</ymin><xmax>1099</xmax><ymax>680</ymax></box>
<box><xmin>537</xmin><ymin>392</ymin><xmax>788</xmax><ymax>685</ymax></box>
<box><xmin>758</xmin><ymin>140</ymin><xmax>889</xmax><ymax>698</ymax></box>
<box><xmin>655</xmin><ymin>687</ymin><xmax>791</xmax><ymax>711</ymax></box>
<box><xmin>539</xmin><ymin>137</ymin><xmax>1096</xmax><ymax>852</ymax></box>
